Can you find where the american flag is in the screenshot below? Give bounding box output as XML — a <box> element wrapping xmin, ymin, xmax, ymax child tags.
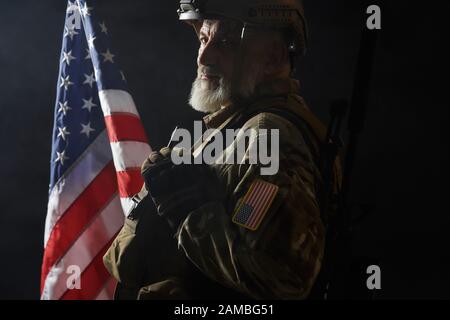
<box><xmin>232</xmin><ymin>179</ymin><xmax>279</xmax><ymax>231</ymax></box>
<box><xmin>41</xmin><ymin>0</ymin><xmax>151</xmax><ymax>300</ymax></box>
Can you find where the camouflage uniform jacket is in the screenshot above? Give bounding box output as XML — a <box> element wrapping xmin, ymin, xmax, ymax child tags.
<box><xmin>173</xmin><ymin>77</ymin><xmax>339</xmax><ymax>299</ymax></box>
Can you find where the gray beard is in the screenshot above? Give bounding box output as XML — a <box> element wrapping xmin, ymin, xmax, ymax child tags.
<box><xmin>188</xmin><ymin>64</ymin><xmax>263</xmax><ymax>114</ymax></box>
<box><xmin>188</xmin><ymin>77</ymin><xmax>231</xmax><ymax>113</ymax></box>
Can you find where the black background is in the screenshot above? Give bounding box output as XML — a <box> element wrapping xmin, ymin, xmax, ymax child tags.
<box><xmin>0</xmin><ymin>0</ymin><xmax>449</xmax><ymax>299</ymax></box>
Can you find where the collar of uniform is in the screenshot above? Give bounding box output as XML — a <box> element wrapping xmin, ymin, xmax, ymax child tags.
<box><xmin>202</xmin><ymin>78</ymin><xmax>300</xmax><ymax>129</ymax></box>
<box><xmin>202</xmin><ymin>103</ymin><xmax>239</xmax><ymax>130</ymax></box>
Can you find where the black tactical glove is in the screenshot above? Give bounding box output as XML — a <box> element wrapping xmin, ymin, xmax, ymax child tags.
<box><xmin>141</xmin><ymin>147</ymin><xmax>225</xmax><ymax>231</ymax></box>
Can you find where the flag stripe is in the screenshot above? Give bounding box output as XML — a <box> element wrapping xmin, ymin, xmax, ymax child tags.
<box><xmin>243</xmin><ymin>180</ymin><xmax>259</xmax><ymax>204</ymax></box>
<box><xmin>104</xmin><ymin>114</ymin><xmax>148</xmax><ymax>143</ymax></box>
<box><xmin>248</xmin><ymin>184</ymin><xmax>273</xmax><ymax>228</ymax></box>
<box><xmin>256</xmin><ymin>185</ymin><xmax>279</xmax><ymax>228</ymax></box>
<box><xmin>255</xmin><ymin>184</ymin><xmax>278</xmax><ymax>228</ymax></box>
<box><xmin>45</xmin><ymin>131</ymin><xmax>111</xmax><ymax>246</ymax></box>
<box><xmin>99</xmin><ymin>89</ymin><xmax>139</xmax><ymax>117</ymax></box>
<box><xmin>253</xmin><ymin>184</ymin><xmax>278</xmax><ymax>228</ymax></box>
<box><xmin>60</xmin><ymin>233</ymin><xmax>118</xmax><ymax>300</ymax></box>
<box><xmin>247</xmin><ymin>180</ymin><xmax>265</xmax><ymax>206</ymax></box>
<box><xmin>110</xmin><ymin>141</ymin><xmax>151</xmax><ymax>171</ymax></box>
<box><xmin>238</xmin><ymin>180</ymin><xmax>260</xmax><ymax>214</ymax></box>
<box><xmin>41</xmin><ymin>194</ymin><xmax>123</xmax><ymax>300</ymax></box>
<box><xmin>116</xmin><ymin>169</ymin><xmax>144</xmax><ymax>198</ymax></box>
<box><xmin>245</xmin><ymin>181</ymin><xmax>268</xmax><ymax>221</ymax></box>
<box><xmin>95</xmin><ymin>276</ymin><xmax>117</xmax><ymax>300</ymax></box>
<box><xmin>247</xmin><ymin>183</ymin><xmax>272</xmax><ymax>226</ymax></box>
<box><xmin>41</xmin><ymin>161</ymin><xmax>117</xmax><ymax>293</ymax></box>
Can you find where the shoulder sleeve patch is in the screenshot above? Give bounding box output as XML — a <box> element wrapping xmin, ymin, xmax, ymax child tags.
<box><xmin>232</xmin><ymin>179</ymin><xmax>279</xmax><ymax>231</ymax></box>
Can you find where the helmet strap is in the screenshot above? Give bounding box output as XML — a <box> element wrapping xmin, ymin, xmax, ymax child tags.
<box><xmin>230</xmin><ymin>23</ymin><xmax>250</xmax><ymax>107</ymax></box>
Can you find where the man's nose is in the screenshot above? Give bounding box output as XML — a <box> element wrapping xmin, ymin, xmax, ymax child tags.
<box><xmin>197</xmin><ymin>41</ymin><xmax>218</xmax><ymax>67</ymax></box>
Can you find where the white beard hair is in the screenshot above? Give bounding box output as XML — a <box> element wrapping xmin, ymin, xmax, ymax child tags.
<box><xmin>188</xmin><ymin>61</ymin><xmax>265</xmax><ymax>114</ymax></box>
<box><xmin>188</xmin><ymin>77</ymin><xmax>231</xmax><ymax>113</ymax></box>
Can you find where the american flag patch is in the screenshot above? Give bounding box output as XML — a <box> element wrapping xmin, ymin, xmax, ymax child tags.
<box><xmin>232</xmin><ymin>179</ymin><xmax>279</xmax><ymax>231</ymax></box>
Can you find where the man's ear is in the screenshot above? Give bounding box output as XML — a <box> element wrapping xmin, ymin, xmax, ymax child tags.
<box><xmin>263</xmin><ymin>38</ymin><xmax>290</xmax><ymax>76</ymax></box>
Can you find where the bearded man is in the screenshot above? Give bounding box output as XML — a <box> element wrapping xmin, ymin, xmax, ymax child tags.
<box><xmin>104</xmin><ymin>0</ymin><xmax>341</xmax><ymax>300</ymax></box>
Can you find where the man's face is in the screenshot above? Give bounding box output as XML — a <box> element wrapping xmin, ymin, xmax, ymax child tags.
<box><xmin>189</xmin><ymin>19</ymin><xmax>269</xmax><ymax>113</ymax></box>
<box><xmin>197</xmin><ymin>20</ymin><xmax>239</xmax><ymax>92</ymax></box>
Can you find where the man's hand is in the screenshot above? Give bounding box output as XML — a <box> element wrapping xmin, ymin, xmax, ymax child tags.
<box><xmin>137</xmin><ymin>278</ymin><xmax>189</xmax><ymax>300</ymax></box>
<box><xmin>141</xmin><ymin>147</ymin><xmax>224</xmax><ymax>231</ymax></box>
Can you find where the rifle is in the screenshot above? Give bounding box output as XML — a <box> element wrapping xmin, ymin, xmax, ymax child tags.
<box><xmin>311</xmin><ymin>26</ymin><xmax>379</xmax><ymax>299</ymax></box>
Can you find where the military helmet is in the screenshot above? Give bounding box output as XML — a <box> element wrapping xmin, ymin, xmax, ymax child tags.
<box><xmin>177</xmin><ymin>0</ymin><xmax>308</xmax><ymax>56</ymax></box>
